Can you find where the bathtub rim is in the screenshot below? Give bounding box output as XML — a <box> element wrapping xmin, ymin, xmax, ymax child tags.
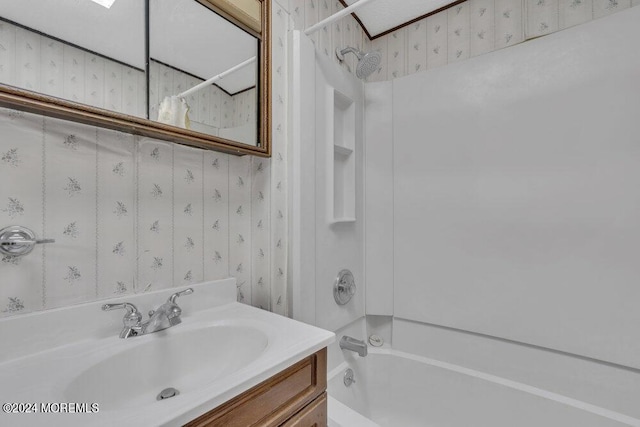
<box><xmin>327</xmin><ymin>348</ymin><xmax>640</xmax><ymax>427</ymax></box>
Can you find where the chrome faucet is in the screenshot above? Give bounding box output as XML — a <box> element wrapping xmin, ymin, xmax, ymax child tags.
<box><xmin>339</xmin><ymin>336</ymin><xmax>368</xmax><ymax>357</ymax></box>
<box><xmin>102</xmin><ymin>288</ymin><xmax>194</xmax><ymax>338</ymax></box>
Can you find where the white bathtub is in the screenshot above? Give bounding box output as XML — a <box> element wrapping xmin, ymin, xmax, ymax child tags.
<box><xmin>328</xmin><ymin>349</ymin><xmax>640</xmax><ymax>427</ymax></box>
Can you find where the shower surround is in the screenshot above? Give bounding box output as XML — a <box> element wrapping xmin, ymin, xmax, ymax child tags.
<box><xmin>286</xmin><ymin>3</ymin><xmax>640</xmax><ymax>426</ymax></box>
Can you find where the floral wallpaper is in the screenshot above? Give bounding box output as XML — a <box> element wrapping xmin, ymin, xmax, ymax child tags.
<box><xmin>0</xmin><ymin>2</ymin><xmax>289</xmax><ymax>318</ymax></box>
<box><xmin>290</xmin><ymin>0</ymin><xmax>638</xmax><ymax>81</ymax></box>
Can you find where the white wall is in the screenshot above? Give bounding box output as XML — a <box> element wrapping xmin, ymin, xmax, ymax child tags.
<box><xmin>364</xmin><ymin>81</ymin><xmax>394</xmax><ymax>316</ymax></box>
<box><xmin>392</xmin><ymin>7</ymin><xmax>640</xmax><ymax>369</ymax></box>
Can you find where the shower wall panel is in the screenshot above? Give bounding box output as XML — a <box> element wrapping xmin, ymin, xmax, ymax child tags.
<box><xmin>392</xmin><ymin>7</ymin><xmax>640</xmax><ymax>369</ymax></box>
<box><xmin>364</xmin><ymin>81</ymin><xmax>394</xmax><ymax>316</ymax></box>
<box><xmin>289</xmin><ymin>30</ymin><xmax>365</xmax><ymax>332</ymax></box>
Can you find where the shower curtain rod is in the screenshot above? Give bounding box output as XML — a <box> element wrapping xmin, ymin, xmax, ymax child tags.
<box><xmin>304</xmin><ymin>0</ymin><xmax>379</xmax><ymax>36</ymax></box>
<box><xmin>177</xmin><ymin>56</ymin><xmax>256</xmax><ymax>98</ymax></box>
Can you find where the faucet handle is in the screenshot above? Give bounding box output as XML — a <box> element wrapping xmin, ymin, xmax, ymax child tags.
<box><xmin>102</xmin><ymin>302</ymin><xmax>139</xmax><ymax>312</ymax></box>
<box><xmin>102</xmin><ymin>302</ymin><xmax>142</xmax><ymax>327</ymax></box>
<box><xmin>167</xmin><ymin>288</ymin><xmax>194</xmax><ymax>303</ymax></box>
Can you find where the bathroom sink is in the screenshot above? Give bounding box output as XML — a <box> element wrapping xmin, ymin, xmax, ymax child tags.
<box><xmin>65</xmin><ymin>324</ymin><xmax>268</xmax><ymax>410</ymax></box>
<box><xmin>0</xmin><ymin>279</ymin><xmax>334</xmax><ymax>427</ymax></box>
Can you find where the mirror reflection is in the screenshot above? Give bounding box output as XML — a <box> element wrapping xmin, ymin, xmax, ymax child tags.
<box><xmin>149</xmin><ymin>0</ymin><xmax>259</xmax><ymax>146</ymax></box>
<box><xmin>0</xmin><ymin>0</ymin><xmax>263</xmax><ymax>150</ymax></box>
<box><xmin>0</xmin><ymin>0</ymin><xmax>146</xmax><ymax>118</ymax></box>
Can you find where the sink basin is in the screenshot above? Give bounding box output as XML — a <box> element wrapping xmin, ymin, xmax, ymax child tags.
<box><xmin>65</xmin><ymin>324</ymin><xmax>268</xmax><ymax>410</ymax></box>
<box><xmin>0</xmin><ymin>279</ymin><xmax>334</xmax><ymax>427</ymax></box>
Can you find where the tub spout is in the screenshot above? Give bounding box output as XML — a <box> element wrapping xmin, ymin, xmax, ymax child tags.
<box><xmin>340</xmin><ymin>336</ymin><xmax>368</xmax><ymax>357</ymax></box>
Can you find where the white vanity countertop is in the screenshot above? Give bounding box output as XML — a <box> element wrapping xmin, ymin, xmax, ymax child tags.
<box><xmin>0</xmin><ymin>279</ymin><xmax>335</xmax><ymax>426</ymax></box>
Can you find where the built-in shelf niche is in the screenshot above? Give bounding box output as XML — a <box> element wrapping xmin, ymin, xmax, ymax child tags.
<box><xmin>330</xmin><ymin>89</ymin><xmax>355</xmax><ymax>223</ymax></box>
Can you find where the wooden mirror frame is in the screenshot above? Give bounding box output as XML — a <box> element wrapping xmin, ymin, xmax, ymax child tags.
<box><xmin>0</xmin><ymin>0</ymin><xmax>271</xmax><ymax>157</ymax></box>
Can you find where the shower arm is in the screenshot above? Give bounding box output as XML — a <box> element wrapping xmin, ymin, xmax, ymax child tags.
<box><xmin>337</xmin><ymin>47</ymin><xmax>363</xmax><ymax>60</ymax></box>
<box><xmin>176</xmin><ymin>56</ymin><xmax>256</xmax><ymax>99</ymax></box>
<box><xmin>304</xmin><ymin>0</ymin><xmax>380</xmax><ymax>36</ymax></box>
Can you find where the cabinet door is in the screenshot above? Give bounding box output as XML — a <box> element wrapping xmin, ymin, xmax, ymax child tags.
<box><xmin>280</xmin><ymin>393</ymin><xmax>327</xmax><ymax>427</ymax></box>
<box><xmin>185</xmin><ymin>349</ymin><xmax>327</xmax><ymax>427</ymax></box>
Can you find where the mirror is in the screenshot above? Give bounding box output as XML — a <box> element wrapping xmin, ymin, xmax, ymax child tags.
<box><xmin>0</xmin><ymin>0</ymin><xmax>146</xmax><ymax>118</ymax></box>
<box><xmin>0</xmin><ymin>0</ymin><xmax>270</xmax><ymax>157</ymax></box>
<box><xmin>150</xmin><ymin>0</ymin><xmax>259</xmax><ymax>146</ymax></box>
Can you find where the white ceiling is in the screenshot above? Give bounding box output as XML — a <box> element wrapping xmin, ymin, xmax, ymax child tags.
<box><xmin>0</xmin><ymin>0</ymin><xmax>257</xmax><ymax>94</ymax></box>
<box><xmin>344</xmin><ymin>0</ymin><xmax>455</xmax><ymax>37</ymax></box>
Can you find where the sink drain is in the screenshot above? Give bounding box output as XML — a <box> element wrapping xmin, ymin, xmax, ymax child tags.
<box><xmin>157</xmin><ymin>387</ymin><xmax>180</xmax><ymax>401</ymax></box>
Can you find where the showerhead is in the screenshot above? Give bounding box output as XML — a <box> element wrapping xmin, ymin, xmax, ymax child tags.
<box><xmin>356</xmin><ymin>50</ymin><xmax>382</xmax><ymax>79</ymax></box>
<box><xmin>336</xmin><ymin>47</ymin><xmax>381</xmax><ymax>79</ymax></box>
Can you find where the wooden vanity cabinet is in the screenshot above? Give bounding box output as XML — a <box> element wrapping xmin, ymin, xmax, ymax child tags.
<box><xmin>185</xmin><ymin>348</ymin><xmax>327</xmax><ymax>427</ymax></box>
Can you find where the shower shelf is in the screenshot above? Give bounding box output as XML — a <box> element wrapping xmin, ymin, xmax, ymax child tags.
<box><xmin>329</xmin><ymin>89</ymin><xmax>356</xmax><ymax>224</ymax></box>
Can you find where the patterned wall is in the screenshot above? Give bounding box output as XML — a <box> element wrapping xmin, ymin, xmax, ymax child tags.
<box><xmin>290</xmin><ymin>0</ymin><xmax>639</xmax><ymax>81</ymax></box>
<box><xmin>0</xmin><ymin>2</ymin><xmax>289</xmax><ymax>318</ymax></box>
